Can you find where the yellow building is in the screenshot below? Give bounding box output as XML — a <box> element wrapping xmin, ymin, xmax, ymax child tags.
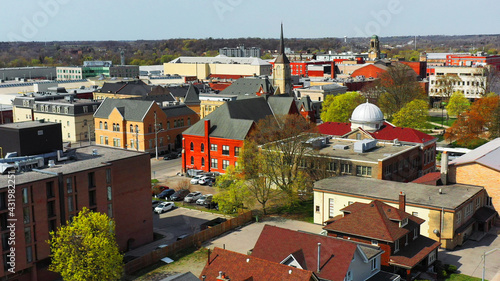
<box><xmin>93</xmin><ymin>98</ymin><xmax>199</xmax><ymax>154</ymax></box>
<box><xmin>313</xmin><ymin>176</ymin><xmax>494</xmax><ymax>250</ymax></box>
<box><xmin>12</xmin><ymin>95</ymin><xmax>100</xmax><ymax>143</ymax></box>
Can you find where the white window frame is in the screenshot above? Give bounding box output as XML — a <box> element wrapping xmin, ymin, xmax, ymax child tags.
<box><xmin>394</xmin><ymin>239</ymin><xmax>399</xmax><ymax>253</ymax></box>
<box><xmin>371</xmin><ymin>257</ymin><xmax>377</xmax><ymax>271</ymax></box>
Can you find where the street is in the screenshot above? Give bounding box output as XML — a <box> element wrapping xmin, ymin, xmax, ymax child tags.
<box><xmin>151</xmin><ymin>157</ymin><xmax>182</xmax><ymax>181</ymax></box>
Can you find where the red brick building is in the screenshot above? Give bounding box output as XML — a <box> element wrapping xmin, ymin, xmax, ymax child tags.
<box><xmin>182</xmin><ymin>96</ymin><xmax>298</xmax><ymax>174</ymax></box>
<box><xmin>0</xmin><ymin>106</ymin><xmax>12</xmax><ymax>125</ymax></box>
<box><xmin>323</xmin><ymin>200</ymin><xmax>440</xmax><ymax>280</ymax></box>
<box><xmin>446</xmin><ymin>54</ymin><xmax>500</xmax><ymax>70</ymax></box>
<box><xmin>0</xmin><ymin>146</ymin><xmax>153</xmax><ymax>281</ymax></box>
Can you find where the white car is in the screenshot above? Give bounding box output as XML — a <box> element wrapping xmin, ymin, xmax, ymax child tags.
<box><xmin>154</xmin><ymin>202</ymin><xmax>175</xmax><ymax>214</ymax></box>
<box><xmin>190</xmin><ymin>175</ymin><xmax>203</xmax><ymax>184</ymax></box>
<box><xmin>198</xmin><ymin>176</ymin><xmax>212</xmax><ymax>185</ymax></box>
<box><xmin>184</xmin><ymin>192</ymin><xmax>202</xmax><ymax>203</ymax></box>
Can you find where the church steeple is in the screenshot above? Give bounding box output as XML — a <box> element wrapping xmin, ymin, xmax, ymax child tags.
<box><xmin>273</xmin><ymin>23</ymin><xmax>292</xmax><ymax>96</ymax></box>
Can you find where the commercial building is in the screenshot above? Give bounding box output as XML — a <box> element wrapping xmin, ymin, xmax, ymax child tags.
<box><xmin>0</xmin><ymin>105</ymin><xmax>12</xmax><ymax>124</ymax></box>
<box><xmin>0</xmin><ymin>145</ymin><xmax>153</xmax><ymax>280</ymax></box>
<box><xmin>428</xmin><ymin>66</ymin><xmax>488</xmax><ymax>101</ymax></box>
<box><xmin>294</xmin><ymin>83</ymin><xmax>347</xmax><ymax>102</ymax></box>
<box><xmin>313</xmin><ymin>176</ymin><xmax>493</xmax><ymax>250</ymax></box>
<box><xmin>94</xmin><ymin>98</ymin><xmax>199</xmax><ymax>154</ymax></box>
<box><xmin>56</xmin><ymin>61</ymin><xmax>139</xmax><ymax>80</ymax></box>
<box><xmin>219</xmin><ymin>46</ymin><xmax>261</xmax><ymax>57</ymax></box>
<box><xmin>0</xmin><ymin>120</ymin><xmax>62</xmax><ymax>157</ymax></box>
<box><xmin>0</xmin><ymin>67</ymin><xmax>57</xmax><ymax>81</ymax></box>
<box><xmin>12</xmin><ymin>94</ymin><xmax>101</xmax><ymax>143</ymax></box>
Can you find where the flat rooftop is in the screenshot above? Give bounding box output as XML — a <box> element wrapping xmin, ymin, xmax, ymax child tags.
<box><xmin>314</xmin><ymin>176</ymin><xmax>483</xmax><ymax>210</ymax></box>
<box><xmin>0</xmin><ymin>145</ymin><xmax>147</xmax><ymax>188</ymax></box>
<box><xmin>0</xmin><ymin>120</ymin><xmax>59</xmax><ymax>129</ymax></box>
<box><xmin>313</xmin><ymin>138</ymin><xmax>417</xmax><ymax>163</ymax></box>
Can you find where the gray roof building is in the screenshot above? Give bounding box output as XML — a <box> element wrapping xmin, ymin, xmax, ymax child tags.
<box><xmin>220</xmin><ymin>76</ymin><xmax>274</xmax><ymax>97</ymax></box>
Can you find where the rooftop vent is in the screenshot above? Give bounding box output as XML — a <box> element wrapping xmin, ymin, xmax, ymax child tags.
<box><xmin>92</xmin><ymin>149</ymin><xmax>98</xmax><ymax>156</ymax></box>
<box><xmin>354</xmin><ymin>139</ymin><xmax>378</xmax><ymax>153</ymax></box>
<box><xmin>48</xmin><ymin>160</ymin><xmax>55</xmax><ymax>168</ymax></box>
<box><xmin>333</xmin><ymin>144</ymin><xmax>349</xmax><ymax>150</ymax></box>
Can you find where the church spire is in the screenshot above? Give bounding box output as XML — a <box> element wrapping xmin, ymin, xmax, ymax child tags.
<box><xmin>280</xmin><ymin>22</ymin><xmax>284</xmax><ymax>54</ymax></box>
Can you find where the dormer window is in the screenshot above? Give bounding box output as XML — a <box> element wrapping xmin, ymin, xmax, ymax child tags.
<box><xmin>400</xmin><ymin>217</ymin><xmax>408</xmax><ymax>227</ymax></box>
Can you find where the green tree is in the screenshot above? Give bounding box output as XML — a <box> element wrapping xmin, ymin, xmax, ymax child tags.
<box><xmin>48</xmin><ymin>208</ymin><xmax>123</xmax><ymax>281</ymax></box>
<box><xmin>320</xmin><ymin>92</ymin><xmax>365</xmax><ymax>122</ymax></box>
<box><xmin>392</xmin><ymin>99</ymin><xmax>428</xmax><ymax>129</ymax></box>
<box><xmin>213</xmin><ymin>166</ymin><xmax>252</xmax><ymax>214</ymax></box>
<box><xmin>436</xmin><ymin>74</ymin><xmax>462</xmax><ymax>102</ymax></box>
<box><xmin>446</xmin><ymin>91</ymin><xmax>470</xmax><ymax>117</ymax></box>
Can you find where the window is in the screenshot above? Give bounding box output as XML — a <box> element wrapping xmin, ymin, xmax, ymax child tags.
<box><xmin>99</xmin><ymin>121</ymin><xmax>103</xmax><ymax>129</ymax></box>
<box><xmin>22</xmin><ymin>188</ymin><xmax>29</xmax><ymax>204</ymax></box>
<box><xmin>211</xmin><ymin>144</ymin><xmax>217</xmax><ymax>151</ymax></box>
<box><xmin>405</xmin><ymin>234</ymin><xmax>409</xmax><ymax>246</ymax></box>
<box><xmin>487</xmin><ymin>196</ymin><xmax>493</xmax><ymax>207</ymax></box>
<box><xmin>464</xmin><ymin>202</ymin><xmax>474</xmax><ymax>218</ymax></box>
<box><xmin>222</xmin><ymin>160</ymin><xmax>230</xmax><ymax>170</ymax></box>
<box><xmin>107</xmin><ymin>186</ymin><xmax>112</xmax><ymax>201</ymax></box>
<box><xmin>315</xmin><ymin>205</ymin><xmax>320</xmax><ymax>212</ymax></box>
<box><xmin>105</xmin><ymin>137</ymin><xmax>109</xmax><ymax>145</ymax></box>
<box><xmin>428</xmin><ymin>250</ymin><xmax>436</xmax><ymax>264</ymax></box>
<box><xmin>327</xmin><ymin>162</ymin><xmax>336</xmax><ymax>171</ymax></box>
<box><xmin>394</xmin><ymin>239</ymin><xmax>400</xmax><ymax>253</ymax></box>
<box><xmin>329</xmin><ymin>198</ymin><xmax>335</xmax><ymax>218</ymax></box>
<box><xmin>201</xmin><ymin>157</ymin><xmax>205</xmax><ymax>166</ymax></box>
<box><xmin>135</xmin><ymin>125</ymin><xmax>138</xmax><ymax>133</ymax></box>
<box><xmin>104</xmin><ymin>122</ymin><xmax>108</xmax><ymax>130</ymax></box>
<box><xmin>23</xmin><ymin>207</ymin><xmax>30</xmax><ymax>224</ymax></box>
<box><xmin>67</xmin><ymin>177</ymin><xmax>73</xmax><ymax>194</ymax></box>
<box><xmin>222</xmin><ymin>145</ymin><xmax>230</xmax><ymax>155</ymax></box>
<box><xmin>356</xmin><ymin>166</ymin><xmax>372</xmax><ymax>176</ymax></box>
<box><xmin>371</xmin><ymin>240</ymin><xmax>378</xmax><ymax>246</ymax></box>
<box><xmin>234</xmin><ymin>147</ymin><xmax>240</xmax><ymax>157</ymax></box>
<box><xmin>107</xmin><ymin>203</ymin><xmax>113</xmax><ymax>218</ymax></box>
<box><xmin>68</xmin><ymin>197</ymin><xmax>74</xmax><ymax>212</ymax></box>
<box><xmin>476</xmin><ymin>196</ymin><xmax>481</xmax><ymax>209</ymax></box>
<box><xmin>46</xmin><ymin>182</ymin><xmax>55</xmax><ymax>198</ymax></box>
<box><xmin>167</xmin><ymin>121</ymin><xmax>170</xmax><ymax>129</ymax></box>
<box><xmin>47</xmin><ymin>201</ymin><xmax>56</xmax><ymax>218</ymax></box>
<box><xmin>340</xmin><ymin>163</ymin><xmax>351</xmax><ymax>174</ymax></box>
<box><xmin>130</xmin><ymin>124</ymin><xmax>133</xmax><ymax>133</ymax></box>
<box><xmin>88</xmin><ymin>172</ymin><xmax>96</xmax><ymax>188</ymax></box>
<box><xmin>211</xmin><ymin>158</ymin><xmax>218</xmax><ymax>169</ymax></box>
<box><xmin>26</xmin><ymin>246</ymin><xmax>33</xmax><ymax>263</ymax></box>
<box><xmin>116</xmin><ymin>123</ymin><xmax>120</xmax><ymax>131</ymax></box>
<box><xmin>191</xmin><ymin>156</ymin><xmax>194</xmax><ymax>165</ymax></box>
<box><xmin>371</xmin><ymin>257</ymin><xmax>377</xmax><ymax>271</ymax></box>
<box><xmin>456</xmin><ymin>210</ymin><xmax>462</xmax><ymax>225</ymax></box>
<box><xmin>67</xmin><ymin>121</ymin><xmax>70</xmax><ymax>127</ymax></box>
<box><xmin>187</xmin><ymin>117</ymin><xmax>191</xmax><ymax>126</ymax></box>
<box><xmin>400</xmin><ymin>217</ymin><xmax>408</xmax><ymax>227</ymax></box>
<box><xmin>190</xmin><ymin>142</ymin><xmax>194</xmax><ymax>151</ymax></box>
<box><xmin>89</xmin><ymin>190</ymin><xmax>96</xmax><ymax>206</ymax></box>
<box><xmin>413</xmin><ymin>228</ymin><xmax>418</xmax><ymax>240</ymax></box>
<box><xmin>201</xmin><ymin>143</ymin><xmax>205</xmax><ymax>152</ymax></box>
<box><xmin>106</xmin><ymin>168</ymin><xmax>111</xmax><ymax>184</ymax></box>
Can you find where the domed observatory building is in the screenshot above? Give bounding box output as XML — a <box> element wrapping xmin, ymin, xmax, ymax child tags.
<box><xmin>350</xmin><ymin>101</ymin><xmax>385</xmax><ymax>133</ymax></box>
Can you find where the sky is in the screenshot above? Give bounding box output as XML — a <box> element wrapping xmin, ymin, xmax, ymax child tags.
<box><xmin>1</xmin><ymin>0</ymin><xmax>499</xmax><ymax>42</ymax></box>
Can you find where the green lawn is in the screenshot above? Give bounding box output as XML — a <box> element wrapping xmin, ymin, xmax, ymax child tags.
<box><xmin>446</xmin><ymin>273</ymin><xmax>484</xmax><ymax>281</ymax></box>
<box><xmin>269</xmin><ymin>199</ymin><xmax>314</xmax><ymax>223</ymax></box>
<box><xmin>428</xmin><ymin>116</ymin><xmax>457</xmax><ymax>127</ymax></box>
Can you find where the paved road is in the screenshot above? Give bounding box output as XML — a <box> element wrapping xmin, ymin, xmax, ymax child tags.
<box><xmin>151</xmin><ymin>157</ymin><xmax>182</xmax><ymax>181</ymax></box>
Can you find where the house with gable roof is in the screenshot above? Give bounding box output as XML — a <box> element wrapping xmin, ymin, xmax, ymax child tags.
<box><xmin>251</xmin><ymin>225</ymin><xmax>400</xmax><ymax>281</ymax></box>
<box><xmin>200</xmin><ymin>247</ymin><xmax>319</xmax><ymax>281</ymax></box>
<box><xmin>322</xmin><ymin>200</ymin><xmax>440</xmax><ymax>280</ymax></box>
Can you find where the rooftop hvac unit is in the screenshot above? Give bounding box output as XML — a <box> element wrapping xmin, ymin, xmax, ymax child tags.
<box><xmin>333</xmin><ymin>144</ymin><xmax>350</xmax><ymax>150</ymax></box>
<box><xmin>354</xmin><ymin>139</ymin><xmax>378</xmax><ymax>153</ymax></box>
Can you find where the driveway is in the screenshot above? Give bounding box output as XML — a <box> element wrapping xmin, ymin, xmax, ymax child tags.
<box><xmin>202</xmin><ymin>216</ymin><xmax>324</xmax><ymax>255</ymax></box>
<box><xmin>439</xmin><ymin>228</ymin><xmax>500</xmax><ymax>280</ymax></box>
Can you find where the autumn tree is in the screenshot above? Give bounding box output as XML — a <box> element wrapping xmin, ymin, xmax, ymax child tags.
<box><xmin>446</xmin><ymin>91</ymin><xmax>471</xmax><ymax>117</ymax></box>
<box><xmin>392</xmin><ymin>99</ymin><xmax>429</xmax><ymax>129</ymax></box>
<box><xmin>444</xmin><ymin>95</ymin><xmax>500</xmax><ymax>146</ymax></box>
<box><xmin>320</xmin><ymin>92</ymin><xmax>365</xmax><ymax>122</ymax></box>
<box><xmin>213</xmin><ymin>166</ymin><xmax>252</xmax><ymax>214</ymax></box>
<box><xmin>48</xmin><ymin>208</ymin><xmax>123</xmax><ymax>281</ymax></box>
<box><xmin>377</xmin><ymin>63</ymin><xmax>426</xmax><ymax>119</ymax></box>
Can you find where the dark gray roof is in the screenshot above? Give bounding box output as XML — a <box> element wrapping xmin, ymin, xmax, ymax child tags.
<box><xmin>99</xmin><ymin>80</ymin><xmax>152</xmax><ymax>96</ymax></box>
<box><xmin>366</xmin><ymin>270</ymin><xmax>401</xmax><ymax>281</ymax></box>
<box><xmin>162</xmin><ymin>105</ymin><xmax>197</xmax><ymax>118</ymax></box>
<box><xmin>183</xmin><ymin>84</ymin><xmax>200</xmax><ymax>104</ymax></box>
<box><xmin>93</xmin><ymin>98</ymin><xmax>153</xmax><ymax>122</ymax></box>
<box><xmin>167</xmin><ymin>86</ymin><xmax>189</xmax><ymax>97</ymax></box>
<box><xmin>183</xmin><ymin>97</ymin><xmax>273</xmax><ymax>140</ymax></box>
<box><xmin>220</xmin><ymin>77</ymin><xmax>274</xmax><ymax>96</ymax></box>
<box><xmin>0</xmin><ymin>120</ymin><xmax>59</xmax><ymax>130</ymax></box>
<box><xmin>267</xmin><ymin>96</ymin><xmax>295</xmax><ymax>116</ymax></box>
<box><xmin>314</xmin><ymin>176</ymin><xmax>484</xmax><ymax>211</ymax></box>
<box><xmin>297</xmin><ymin>96</ymin><xmax>312</xmax><ymax>111</ymax></box>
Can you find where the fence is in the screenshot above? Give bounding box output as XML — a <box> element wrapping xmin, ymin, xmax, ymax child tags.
<box><xmin>124</xmin><ymin>211</ymin><xmax>253</xmax><ymax>275</ymax></box>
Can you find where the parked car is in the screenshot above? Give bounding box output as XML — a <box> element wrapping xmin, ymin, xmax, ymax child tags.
<box><xmin>152</xmin><ymin>185</ymin><xmax>169</xmax><ymax>196</ymax></box>
<box><xmin>157</xmin><ymin>189</ymin><xmax>175</xmax><ymax>200</ymax></box>
<box><xmin>205</xmin><ymin>201</ymin><xmax>219</xmax><ymax>210</ymax></box>
<box><xmin>152</xmin><ymin>199</ymin><xmax>161</xmax><ymax>210</ymax></box>
<box><xmin>190</xmin><ymin>175</ymin><xmax>203</xmax><ymax>184</ymax></box>
<box><xmin>196</xmin><ymin>194</ymin><xmax>213</xmax><ymax>205</ymax></box>
<box><xmin>154</xmin><ymin>202</ymin><xmax>175</xmax><ymax>214</ymax></box>
<box><xmin>184</xmin><ymin>192</ymin><xmax>202</xmax><ymax>203</ymax></box>
<box><xmin>198</xmin><ymin>176</ymin><xmax>214</xmax><ymax>185</ymax></box>
<box><xmin>170</xmin><ymin>189</ymin><xmax>190</xmax><ymax>201</ymax></box>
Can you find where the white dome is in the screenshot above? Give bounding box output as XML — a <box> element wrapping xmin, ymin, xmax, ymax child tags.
<box><xmin>350</xmin><ymin>102</ymin><xmax>384</xmax><ymax>123</ymax></box>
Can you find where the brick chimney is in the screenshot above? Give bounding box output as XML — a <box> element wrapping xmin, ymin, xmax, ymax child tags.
<box><xmin>399</xmin><ymin>191</ymin><xmax>406</xmax><ymax>212</ymax></box>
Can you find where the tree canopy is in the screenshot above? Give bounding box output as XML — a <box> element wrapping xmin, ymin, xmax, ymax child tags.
<box><xmin>392</xmin><ymin>99</ymin><xmax>429</xmax><ymax>129</ymax></box>
<box><xmin>446</xmin><ymin>91</ymin><xmax>471</xmax><ymax>117</ymax></box>
<box><xmin>48</xmin><ymin>208</ymin><xmax>123</xmax><ymax>281</ymax></box>
<box><xmin>320</xmin><ymin>92</ymin><xmax>365</xmax><ymax>122</ymax></box>
<box><xmin>213</xmin><ymin>166</ymin><xmax>252</xmax><ymax>214</ymax></box>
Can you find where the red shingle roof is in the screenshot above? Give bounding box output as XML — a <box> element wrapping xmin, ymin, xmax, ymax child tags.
<box><xmin>323</xmin><ymin>200</ymin><xmax>424</xmax><ymax>242</ymax></box>
<box><xmin>200</xmin><ymin>247</ymin><xmax>316</xmax><ymax>281</ymax></box>
<box><xmin>411</xmin><ymin>172</ymin><xmax>441</xmax><ymax>185</ymax></box>
<box><xmin>389</xmin><ymin>236</ymin><xmax>440</xmax><ymax>269</ymax></box>
<box><xmin>369</xmin><ymin>122</ymin><xmax>435</xmax><ymax>144</ymax></box>
<box><xmin>318</xmin><ymin>122</ymin><xmax>352</xmax><ymax>136</ymax></box>
<box><xmin>252</xmin><ymin>225</ymin><xmax>357</xmax><ymax>281</ymax></box>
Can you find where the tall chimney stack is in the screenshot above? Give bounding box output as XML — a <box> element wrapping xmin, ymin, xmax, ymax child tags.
<box><xmin>317</xmin><ymin>243</ymin><xmax>321</xmax><ymax>273</ymax></box>
<box><xmin>399</xmin><ymin>191</ymin><xmax>406</xmax><ymax>212</ymax></box>
<box><xmin>441</xmin><ymin>151</ymin><xmax>449</xmax><ymax>185</ymax></box>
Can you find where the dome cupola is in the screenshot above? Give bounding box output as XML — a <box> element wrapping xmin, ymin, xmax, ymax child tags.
<box><xmin>350</xmin><ymin>101</ymin><xmax>384</xmax><ymax>132</ymax></box>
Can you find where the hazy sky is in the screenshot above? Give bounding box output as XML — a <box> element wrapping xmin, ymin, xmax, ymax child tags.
<box><xmin>1</xmin><ymin>0</ymin><xmax>499</xmax><ymax>42</ymax></box>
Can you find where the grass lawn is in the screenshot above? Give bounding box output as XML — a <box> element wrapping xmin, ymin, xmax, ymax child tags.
<box><xmin>446</xmin><ymin>273</ymin><xmax>484</xmax><ymax>281</ymax></box>
<box><xmin>269</xmin><ymin>199</ymin><xmax>314</xmax><ymax>223</ymax></box>
<box><xmin>428</xmin><ymin>116</ymin><xmax>457</xmax><ymax>127</ymax></box>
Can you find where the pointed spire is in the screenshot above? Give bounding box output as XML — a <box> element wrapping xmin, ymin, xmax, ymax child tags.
<box><xmin>280</xmin><ymin>23</ymin><xmax>285</xmax><ymax>55</ymax></box>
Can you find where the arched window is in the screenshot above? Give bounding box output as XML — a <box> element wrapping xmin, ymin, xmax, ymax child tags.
<box><xmin>187</xmin><ymin>117</ymin><xmax>191</xmax><ymax>126</ymax></box>
<box><xmin>190</xmin><ymin>142</ymin><xmax>194</xmax><ymax>151</ymax></box>
<box><xmin>201</xmin><ymin>157</ymin><xmax>205</xmax><ymax>166</ymax></box>
<box><xmin>99</xmin><ymin>121</ymin><xmax>103</xmax><ymax>129</ymax></box>
<box><xmin>201</xmin><ymin>143</ymin><xmax>204</xmax><ymax>152</ymax></box>
<box><xmin>104</xmin><ymin>122</ymin><xmax>108</xmax><ymax>130</ymax></box>
<box><xmin>134</xmin><ymin>125</ymin><xmax>138</xmax><ymax>133</ymax></box>
<box><xmin>112</xmin><ymin>123</ymin><xmax>116</xmax><ymax>131</ymax></box>
<box><xmin>116</xmin><ymin>124</ymin><xmax>120</xmax><ymax>131</ymax></box>
<box><xmin>167</xmin><ymin>121</ymin><xmax>170</xmax><ymax>129</ymax></box>
<box><xmin>190</xmin><ymin>156</ymin><xmax>194</xmax><ymax>165</ymax></box>
<box><xmin>130</xmin><ymin>124</ymin><xmax>133</xmax><ymax>133</ymax></box>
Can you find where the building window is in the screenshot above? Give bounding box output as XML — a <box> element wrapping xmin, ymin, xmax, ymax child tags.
<box><xmin>329</xmin><ymin>198</ymin><xmax>335</xmax><ymax>218</ymax></box>
<box><xmin>211</xmin><ymin>144</ymin><xmax>217</xmax><ymax>151</ymax></box>
<box><xmin>99</xmin><ymin>121</ymin><xmax>103</xmax><ymax>129</ymax></box>
<box><xmin>67</xmin><ymin>177</ymin><xmax>73</xmax><ymax>194</ymax></box>
<box><xmin>107</xmin><ymin>203</ymin><xmax>113</xmax><ymax>218</ymax></box>
<box><xmin>476</xmin><ymin>196</ymin><xmax>481</xmax><ymax>210</ymax></box>
<box><xmin>104</xmin><ymin>122</ymin><xmax>108</xmax><ymax>130</ymax></box>
<box><xmin>428</xmin><ymin>250</ymin><xmax>436</xmax><ymax>264</ymax></box>
<box><xmin>414</xmin><ymin>227</ymin><xmax>418</xmax><ymax>240</ymax></box>
<box><xmin>68</xmin><ymin>197</ymin><xmax>74</xmax><ymax>212</ymax></box>
<box><xmin>356</xmin><ymin>166</ymin><xmax>372</xmax><ymax>176</ymax></box>
<box><xmin>400</xmin><ymin>217</ymin><xmax>408</xmax><ymax>227</ymax></box>
<box><xmin>327</xmin><ymin>162</ymin><xmax>336</xmax><ymax>171</ymax></box>
<box><xmin>456</xmin><ymin>210</ymin><xmax>462</xmax><ymax>225</ymax></box>
<box><xmin>234</xmin><ymin>147</ymin><xmax>240</xmax><ymax>157</ymax></box>
<box><xmin>340</xmin><ymin>163</ymin><xmax>351</xmax><ymax>174</ymax></box>
<box><xmin>47</xmin><ymin>201</ymin><xmax>56</xmax><ymax>218</ymax></box>
<box><xmin>46</xmin><ymin>182</ymin><xmax>55</xmax><ymax>199</ymax></box>
<box><xmin>23</xmin><ymin>207</ymin><xmax>30</xmax><ymax>224</ymax></box>
<box><xmin>394</xmin><ymin>239</ymin><xmax>400</xmax><ymax>253</ymax></box>
<box><xmin>22</xmin><ymin>188</ymin><xmax>28</xmax><ymax>204</ymax></box>
<box><xmin>405</xmin><ymin>234</ymin><xmax>409</xmax><ymax>246</ymax></box>
<box><xmin>190</xmin><ymin>142</ymin><xmax>194</xmax><ymax>151</ymax></box>
<box><xmin>211</xmin><ymin>158</ymin><xmax>218</xmax><ymax>169</ymax></box>
<box><xmin>412</xmin><ymin>211</ymin><xmax>418</xmax><ymax>217</ymax></box>
<box><xmin>191</xmin><ymin>156</ymin><xmax>194</xmax><ymax>165</ymax></box>
<box><xmin>130</xmin><ymin>124</ymin><xmax>133</xmax><ymax>133</ymax></box>
<box><xmin>222</xmin><ymin>145</ymin><xmax>230</xmax><ymax>156</ymax></box>
<box><xmin>116</xmin><ymin>123</ymin><xmax>120</xmax><ymax>131</ymax></box>
<box><xmin>201</xmin><ymin>143</ymin><xmax>205</xmax><ymax>152</ymax></box>
<box><xmin>167</xmin><ymin>121</ymin><xmax>170</xmax><ymax>129</ymax></box>
<box><xmin>106</xmin><ymin>168</ymin><xmax>111</xmax><ymax>184</ymax></box>
<box><xmin>187</xmin><ymin>117</ymin><xmax>191</xmax><ymax>126</ymax></box>
<box><xmin>105</xmin><ymin>137</ymin><xmax>109</xmax><ymax>145</ymax></box>
<box><xmin>26</xmin><ymin>246</ymin><xmax>33</xmax><ymax>263</ymax></box>
<box><xmin>464</xmin><ymin>202</ymin><xmax>473</xmax><ymax>218</ymax></box>
<box><xmin>201</xmin><ymin>157</ymin><xmax>205</xmax><ymax>166</ymax></box>
<box><xmin>371</xmin><ymin>257</ymin><xmax>377</xmax><ymax>271</ymax></box>
<box><xmin>222</xmin><ymin>160</ymin><xmax>230</xmax><ymax>170</ymax></box>
<box><xmin>371</xmin><ymin>240</ymin><xmax>378</xmax><ymax>246</ymax></box>
<box><xmin>89</xmin><ymin>190</ymin><xmax>96</xmax><ymax>206</ymax></box>
<box><xmin>88</xmin><ymin>172</ymin><xmax>96</xmax><ymax>188</ymax></box>
<box><xmin>315</xmin><ymin>205</ymin><xmax>320</xmax><ymax>212</ymax></box>
<box><xmin>107</xmin><ymin>186</ymin><xmax>112</xmax><ymax>201</ymax></box>
<box><xmin>135</xmin><ymin>125</ymin><xmax>138</xmax><ymax>133</ymax></box>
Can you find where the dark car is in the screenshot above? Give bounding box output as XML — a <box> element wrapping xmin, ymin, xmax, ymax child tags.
<box><xmin>170</xmin><ymin>189</ymin><xmax>190</xmax><ymax>201</ymax></box>
<box><xmin>152</xmin><ymin>185</ymin><xmax>169</xmax><ymax>196</ymax></box>
<box><xmin>157</xmin><ymin>189</ymin><xmax>175</xmax><ymax>200</ymax></box>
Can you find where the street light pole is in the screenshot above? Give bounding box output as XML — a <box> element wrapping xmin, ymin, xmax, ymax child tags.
<box><xmin>482</xmin><ymin>248</ymin><xmax>500</xmax><ymax>281</ymax></box>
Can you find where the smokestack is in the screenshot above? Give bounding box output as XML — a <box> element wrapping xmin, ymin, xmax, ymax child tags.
<box><xmin>399</xmin><ymin>191</ymin><xmax>406</xmax><ymax>212</ymax></box>
<box><xmin>204</xmin><ymin>119</ymin><xmax>211</xmax><ymax>138</ymax></box>
<box><xmin>441</xmin><ymin>151</ymin><xmax>449</xmax><ymax>185</ymax></box>
<box><xmin>317</xmin><ymin>243</ymin><xmax>321</xmax><ymax>273</ymax></box>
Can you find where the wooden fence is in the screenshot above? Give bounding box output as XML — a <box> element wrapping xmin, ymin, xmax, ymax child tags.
<box><xmin>124</xmin><ymin>211</ymin><xmax>253</xmax><ymax>275</ymax></box>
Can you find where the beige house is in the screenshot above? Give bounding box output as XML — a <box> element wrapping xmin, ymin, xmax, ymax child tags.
<box><xmin>12</xmin><ymin>95</ymin><xmax>100</xmax><ymax>143</ymax></box>
<box><xmin>313</xmin><ymin>176</ymin><xmax>494</xmax><ymax>250</ymax></box>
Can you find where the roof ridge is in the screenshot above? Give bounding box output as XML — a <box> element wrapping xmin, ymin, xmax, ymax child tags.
<box><xmin>372</xmin><ymin>201</ymin><xmax>397</xmax><ymax>241</ymax></box>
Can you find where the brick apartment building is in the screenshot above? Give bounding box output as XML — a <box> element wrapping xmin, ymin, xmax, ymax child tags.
<box><xmin>0</xmin><ymin>145</ymin><xmax>153</xmax><ymax>281</ymax></box>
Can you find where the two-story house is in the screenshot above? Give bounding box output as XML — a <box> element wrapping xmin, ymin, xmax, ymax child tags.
<box><xmin>251</xmin><ymin>225</ymin><xmax>400</xmax><ymax>281</ymax></box>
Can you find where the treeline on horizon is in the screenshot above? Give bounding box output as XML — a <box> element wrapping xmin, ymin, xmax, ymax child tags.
<box><xmin>0</xmin><ymin>34</ymin><xmax>499</xmax><ymax>68</ymax></box>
